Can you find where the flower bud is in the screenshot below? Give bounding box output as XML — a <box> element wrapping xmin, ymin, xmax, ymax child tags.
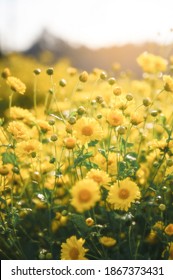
<box><xmin>46</xmin><ymin>68</ymin><xmax>54</xmax><ymax>75</ymax></box>
<box><xmin>33</xmin><ymin>68</ymin><xmax>41</xmax><ymax>75</ymax></box>
<box><xmin>126</xmin><ymin>93</ymin><xmax>133</xmax><ymax>101</ymax></box>
<box><xmin>96</xmin><ymin>95</ymin><xmax>104</xmax><ymax>104</ymax></box>
<box><xmin>59</xmin><ymin>79</ymin><xmax>67</xmax><ymax>87</ymax></box>
<box><xmin>85</xmin><ymin>217</ymin><xmax>94</xmax><ymax>226</ymax></box>
<box><xmin>79</xmin><ymin>71</ymin><xmax>88</xmax><ymax>82</ymax></box>
<box><xmin>113</xmin><ymin>86</ymin><xmax>122</xmax><ymax>96</ymax></box>
<box><xmin>100</xmin><ymin>71</ymin><xmax>107</xmax><ymax>80</ymax></box>
<box><xmin>1</xmin><ymin>68</ymin><xmax>11</xmax><ymax>79</ymax></box>
<box><xmin>50</xmin><ymin>134</ymin><xmax>58</xmax><ymax>142</ymax></box>
<box><xmin>68</xmin><ymin>116</ymin><xmax>76</xmax><ymax>125</ymax></box>
<box><xmin>108</xmin><ymin>77</ymin><xmax>116</xmax><ymax>85</ymax></box>
<box><xmin>77</xmin><ymin>106</ymin><xmax>86</xmax><ymax>115</ymax></box>
<box><xmin>143</xmin><ymin>97</ymin><xmax>151</xmax><ymax>107</ymax></box>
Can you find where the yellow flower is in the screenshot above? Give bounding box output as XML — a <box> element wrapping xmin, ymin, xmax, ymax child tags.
<box><xmin>7</xmin><ymin>106</ymin><xmax>35</xmax><ymax>125</ymax></box>
<box><xmin>86</xmin><ymin>168</ymin><xmax>111</xmax><ymax>189</ymax></box>
<box><xmin>73</xmin><ymin>117</ymin><xmax>103</xmax><ymax>145</ymax></box>
<box><xmin>36</xmin><ymin>120</ymin><xmax>53</xmax><ymax>135</ymax></box>
<box><xmin>64</xmin><ymin>137</ymin><xmax>76</xmax><ymax>149</ymax></box>
<box><xmin>85</xmin><ymin>217</ymin><xmax>94</xmax><ymax>226</ymax></box>
<box><xmin>92</xmin><ymin>152</ymin><xmax>118</xmax><ymax>175</ymax></box>
<box><xmin>106</xmin><ymin>109</ymin><xmax>124</xmax><ymax>127</ymax></box>
<box><xmin>137</xmin><ymin>52</ymin><xmax>167</xmax><ymax>73</ymax></box>
<box><xmin>15</xmin><ymin>139</ymin><xmax>42</xmax><ymax>158</ymax></box>
<box><xmin>6</xmin><ymin>76</ymin><xmax>26</xmax><ymax>94</ymax></box>
<box><xmin>165</xmin><ymin>224</ymin><xmax>173</xmax><ymax>236</ymax></box>
<box><xmin>60</xmin><ymin>235</ymin><xmax>88</xmax><ymax>260</ymax></box>
<box><xmin>99</xmin><ymin>236</ymin><xmax>117</xmax><ymax>247</ymax></box>
<box><xmin>163</xmin><ymin>75</ymin><xmax>173</xmax><ymax>92</ymax></box>
<box><xmin>162</xmin><ymin>242</ymin><xmax>173</xmax><ymax>260</ymax></box>
<box><xmin>107</xmin><ymin>178</ymin><xmax>141</xmax><ymax>211</ymax></box>
<box><xmin>130</xmin><ymin>112</ymin><xmax>144</xmax><ymax>126</ymax></box>
<box><xmin>70</xmin><ymin>179</ymin><xmax>101</xmax><ymax>212</ymax></box>
<box><xmin>7</xmin><ymin>121</ymin><xmax>30</xmax><ymax>141</ymax></box>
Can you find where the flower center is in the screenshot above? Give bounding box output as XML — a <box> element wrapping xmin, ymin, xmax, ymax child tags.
<box><xmin>69</xmin><ymin>247</ymin><xmax>79</xmax><ymax>260</ymax></box>
<box><xmin>81</xmin><ymin>125</ymin><xmax>93</xmax><ymax>136</ymax></box>
<box><xmin>118</xmin><ymin>188</ymin><xmax>130</xmax><ymax>200</ymax></box>
<box><xmin>78</xmin><ymin>189</ymin><xmax>91</xmax><ymax>202</ymax></box>
<box><xmin>92</xmin><ymin>175</ymin><xmax>102</xmax><ymax>184</ymax></box>
<box><xmin>24</xmin><ymin>145</ymin><xmax>34</xmax><ymax>153</ymax></box>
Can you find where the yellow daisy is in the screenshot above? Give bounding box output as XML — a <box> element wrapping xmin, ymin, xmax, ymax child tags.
<box><xmin>106</xmin><ymin>109</ymin><xmax>124</xmax><ymax>127</ymax></box>
<box><xmin>164</xmin><ymin>224</ymin><xmax>173</xmax><ymax>236</ymax></box>
<box><xmin>8</xmin><ymin>106</ymin><xmax>36</xmax><ymax>125</ymax></box>
<box><xmin>99</xmin><ymin>236</ymin><xmax>117</xmax><ymax>247</ymax></box>
<box><xmin>163</xmin><ymin>75</ymin><xmax>173</xmax><ymax>92</ymax></box>
<box><xmin>73</xmin><ymin>117</ymin><xmax>103</xmax><ymax>145</ymax></box>
<box><xmin>71</xmin><ymin>179</ymin><xmax>101</xmax><ymax>212</ymax></box>
<box><xmin>7</xmin><ymin>121</ymin><xmax>30</xmax><ymax>141</ymax></box>
<box><xmin>15</xmin><ymin>139</ymin><xmax>42</xmax><ymax>159</ymax></box>
<box><xmin>86</xmin><ymin>169</ymin><xmax>111</xmax><ymax>189</ymax></box>
<box><xmin>6</xmin><ymin>76</ymin><xmax>26</xmax><ymax>94</ymax></box>
<box><xmin>60</xmin><ymin>235</ymin><xmax>88</xmax><ymax>260</ymax></box>
<box><xmin>107</xmin><ymin>178</ymin><xmax>141</xmax><ymax>211</ymax></box>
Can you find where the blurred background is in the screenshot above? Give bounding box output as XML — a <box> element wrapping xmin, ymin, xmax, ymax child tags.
<box><xmin>0</xmin><ymin>0</ymin><xmax>173</xmax><ymax>71</ymax></box>
<box><xmin>0</xmin><ymin>0</ymin><xmax>173</xmax><ymax>112</ymax></box>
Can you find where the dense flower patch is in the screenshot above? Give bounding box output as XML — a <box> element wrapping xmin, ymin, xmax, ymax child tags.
<box><xmin>0</xmin><ymin>52</ymin><xmax>173</xmax><ymax>260</ymax></box>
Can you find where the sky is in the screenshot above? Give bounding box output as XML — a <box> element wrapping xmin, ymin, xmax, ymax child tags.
<box><xmin>0</xmin><ymin>0</ymin><xmax>173</xmax><ymax>52</ymax></box>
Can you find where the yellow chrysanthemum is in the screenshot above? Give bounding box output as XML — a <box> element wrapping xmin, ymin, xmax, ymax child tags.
<box><xmin>92</xmin><ymin>152</ymin><xmax>118</xmax><ymax>175</ymax></box>
<box><xmin>73</xmin><ymin>117</ymin><xmax>103</xmax><ymax>144</ymax></box>
<box><xmin>99</xmin><ymin>236</ymin><xmax>117</xmax><ymax>247</ymax></box>
<box><xmin>6</xmin><ymin>76</ymin><xmax>26</xmax><ymax>94</ymax></box>
<box><xmin>35</xmin><ymin>120</ymin><xmax>53</xmax><ymax>135</ymax></box>
<box><xmin>163</xmin><ymin>75</ymin><xmax>173</xmax><ymax>92</ymax></box>
<box><xmin>86</xmin><ymin>169</ymin><xmax>111</xmax><ymax>189</ymax></box>
<box><xmin>7</xmin><ymin>121</ymin><xmax>30</xmax><ymax>141</ymax></box>
<box><xmin>164</xmin><ymin>224</ymin><xmax>173</xmax><ymax>236</ymax></box>
<box><xmin>137</xmin><ymin>52</ymin><xmax>167</xmax><ymax>73</ymax></box>
<box><xmin>15</xmin><ymin>139</ymin><xmax>42</xmax><ymax>159</ymax></box>
<box><xmin>8</xmin><ymin>106</ymin><xmax>35</xmax><ymax>124</ymax></box>
<box><xmin>60</xmin><ymin>235</ymin><xmax>88</xmax><ymax>260</ymax></box>
<box><xmin>106</xmin><ymin>109</ymin><xmax>124</xmax><ymax>127</ymax></box>
<box><xmin>107</xmin><ymin>178</ymin><xmax>141</xmax><ymax>211</ymax></box>
<box><xmin>71</xmin><ymin>179</ymin><xmax>101</xmax><ymax>212</ymax></box>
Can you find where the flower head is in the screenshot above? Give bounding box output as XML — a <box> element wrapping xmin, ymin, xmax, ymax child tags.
<box><xmin>106</xmin><ymin>109</ymin><xmax>124</xmax><ymax>127</ymax></box>
<box><xmin>163</xmin><ymin>75</ymin><xmax>173</xmax><ymax>92</ymax></box>
<box><xmin>73</xmin><ymin>117</ymin><xmax>103</xmax><ymax>145</ymax></box>
<box><xmin>7</xmin><ymin>121</ymin><xmax>30</xmax><ymax>141</ymax></box>
<box><xmin>137</xmin><ymin>52</ymin><xmax>167</xmax><ymax>73</ymax></box>
<box><xmin>60</xmin><ymin>235</ymin><xmax>88</xmax><ymax>260</ymax></box>
<box><xmin>99</xmin><ymin>236</ymin><xmax>117</xmax><ymax>247</ymax></box>
<box><xmin>86</xmin><ymin>169</ymin><xmax>111</xmax><ymax>189</ymax></box>
<box><xmin>165</xmin><ymin>224</ymin><xmax>173</xmax><ymax>236</ymax></box>
<box><xmin>107</xmin><ymin>178</ymin><xmax>141</xmax><ymax>211</ymax></box>
<box><xmin>6</xmin><ymin>76</ymin><xmax>26</xmax><ymax>94</ymax></box>
<box><xmin>71</xmin><ymin>179</ymin><xmax>101</xmax><ymax>212</ymax></box>
<box><xmin>15</xmin><ymin>139</ymin><xmax>42</xmax><ymax>159</ymax></box>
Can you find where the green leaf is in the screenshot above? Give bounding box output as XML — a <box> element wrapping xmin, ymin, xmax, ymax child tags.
<box><xmin>88</xmin><ymin>140</ymin><xmax>99</xmax><ymax>147</ymax></box>
<box><xmin>98</xmin><ymin>148</ymin><xmax>107</xmax><ymax>159</ymax></box>
<box><xmin>69</xmin><ymin>214</ymin><xmax>90</xmax><ymax>234</ymax></box>
<box><xmin>74</xmin><ymin>151</ymin><xmax>93</xmax><ymax>167</ymax></box>
<box><xmin>2</xmin><ymin>152</ymin><xmax>18</xmax><ymax>165</ymax></box>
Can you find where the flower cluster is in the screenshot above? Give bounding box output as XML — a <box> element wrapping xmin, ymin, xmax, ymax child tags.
<box><xmin>0</xmin><ymin>51</ymin><xmax>173</xmax><ymax>260</ymax></box>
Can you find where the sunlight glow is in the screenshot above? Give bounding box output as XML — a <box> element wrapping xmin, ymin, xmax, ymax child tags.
<box><xmin>0</xmin><ymin>0</ymin><xmax>173</xmax><ymax>51</ymax></box>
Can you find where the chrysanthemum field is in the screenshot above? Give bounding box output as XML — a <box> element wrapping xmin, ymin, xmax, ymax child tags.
<box><xmin>0</xmin><ymin>52</ymin><xmax>173</xmax><ymax>260</ymax></box>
